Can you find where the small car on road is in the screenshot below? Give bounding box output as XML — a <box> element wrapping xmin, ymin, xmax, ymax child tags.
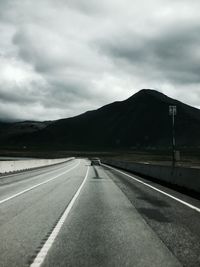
<box><xmin>90</xmin><ymin>158</ymin><xmax>101</xmax><ymax>166</ymax></box>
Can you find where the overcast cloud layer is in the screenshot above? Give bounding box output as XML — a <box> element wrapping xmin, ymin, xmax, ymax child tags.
<box><xmin>0</xmin><ymin>0</ymin><xmax>200</xmax><ymax>121</ymax></box>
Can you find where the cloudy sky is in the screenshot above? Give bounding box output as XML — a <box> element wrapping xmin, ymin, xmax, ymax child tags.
<box><xmin>0</xmin><ymin>0</ymin><xmax>200</xmax><ymax>121</ymax></box>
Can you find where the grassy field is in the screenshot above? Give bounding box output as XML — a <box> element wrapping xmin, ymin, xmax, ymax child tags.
<box><xmin>0</xmin><ymin>148</ymin><xmax>199</xmax><ymax>168</ymax></box>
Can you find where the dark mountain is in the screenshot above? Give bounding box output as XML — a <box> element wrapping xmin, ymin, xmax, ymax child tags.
<box><xmin>0</xmin><ymin>121</ymin><xmax>51</xmax><ymax>146</ymax></box>
<box><xmin>0</xmin><ymin>89</ymin><xmax>200</xmax><ymax>150</ymax></box>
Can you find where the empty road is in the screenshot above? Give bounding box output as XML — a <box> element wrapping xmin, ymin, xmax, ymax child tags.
<box><xmin>0</xmin><ymin>158</ymin><xmax>200</xmax><ymax>267</ymax></box>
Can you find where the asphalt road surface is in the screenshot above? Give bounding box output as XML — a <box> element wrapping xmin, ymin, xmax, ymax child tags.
<box><xmin>0</xmin><ymin>158</ymin><xmax>199</xmax><ymax>267</ymax></box>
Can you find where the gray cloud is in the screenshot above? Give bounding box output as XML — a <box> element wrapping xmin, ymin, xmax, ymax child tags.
<box><xmin>97</xmin><ymin>24</ymin><xmax>200</xmax><ymax>84</ymax></box>
<box><xmin>0</xmin><ymin>0</ymin><xmax>200</xmax><ymax>122</ymax></box>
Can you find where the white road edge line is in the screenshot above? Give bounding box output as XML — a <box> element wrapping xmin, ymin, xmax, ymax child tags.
<box><xmin>30</xmin><ymin>165</ymin><xmax>90</xmax><ymax>267</ymax></box>
<box><xmin>102</xmin><ymin>163</ymin><xmax>200</xmax><ymax>213</ymax></box>
<box><xmin>0</xmin><ymin>160</ymin><xmax>80</xmax><ymax>205</ymax></box>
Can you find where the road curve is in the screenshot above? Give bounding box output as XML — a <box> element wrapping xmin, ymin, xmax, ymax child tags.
<box><xmin>0</xmin><ymin>158</ymin><xmax>199</xmax><ymax>267</ymax></box>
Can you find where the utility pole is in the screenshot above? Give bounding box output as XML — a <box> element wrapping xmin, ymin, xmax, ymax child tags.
<box><xmin>169</xmin><ymin>105</ymin><xmax>177</xmax><ymax>168</ymax></box>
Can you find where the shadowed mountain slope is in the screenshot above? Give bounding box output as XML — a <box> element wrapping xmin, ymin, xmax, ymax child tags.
<box><xmin>0</xmin><ymin>89</ymin><xmax>200</xmax><ymax>150</ymax></box>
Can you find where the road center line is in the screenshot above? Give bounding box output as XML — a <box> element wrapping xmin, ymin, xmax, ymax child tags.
<box><xmin>0</xmin><ymin>160</ymin><xmax>80</xmax><ymax>205</ymax></box>
<box><xmin>30</xmin><ymin>165</ymin><xmax>90</xmax><ymax>267</ymax></box>
<box><xmin>102</xmin><ymin>163</ymin><xmax>200</xmax><ymax>213</ymax></box>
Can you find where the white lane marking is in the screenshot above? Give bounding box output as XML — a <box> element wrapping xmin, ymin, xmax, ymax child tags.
<box><xmin>30</xmin><ymin>166</ymin><xmax>89</xmax><ymax>267</ymax></box>
<box><xmin>102</xmin><ymin>163</ymin><xmax>200</xmax><ymax>213</ymax></box>
<box><xmin>0</xmin><ymin>161</ymin><xmax>80</xmax><ymax>205</ymax></box>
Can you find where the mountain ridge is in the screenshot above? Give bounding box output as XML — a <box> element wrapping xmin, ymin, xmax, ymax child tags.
<box><xmin>0</xmin><ymin>89</ymin><xmax>200</xmax><ymax>150</ymax></box>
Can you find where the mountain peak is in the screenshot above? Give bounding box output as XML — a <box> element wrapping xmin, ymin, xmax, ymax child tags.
<box><xmin>131</xmin><ymin>89</ymin><xmax>167</xmax><ymax>98</ymax></box>
<box><xmin>126</xmin><ymin>89</ymin><xmax>175</xmax><ymax>105</ymax></box>
<box><xmin>138</xmin><ymin>88</ymin><xmax>159</xmax><ymax>94</ymax></box>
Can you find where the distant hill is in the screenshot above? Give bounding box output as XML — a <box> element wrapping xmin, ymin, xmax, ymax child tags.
<box><xmin>0</xmin><ymin>89</ymin><xmax>200</xmax><ymax>150</ymax></box>
<box><xmin>0</xmin><ymin>121</ymin><xmax>51</xmax><ymax>147</ymax></box>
